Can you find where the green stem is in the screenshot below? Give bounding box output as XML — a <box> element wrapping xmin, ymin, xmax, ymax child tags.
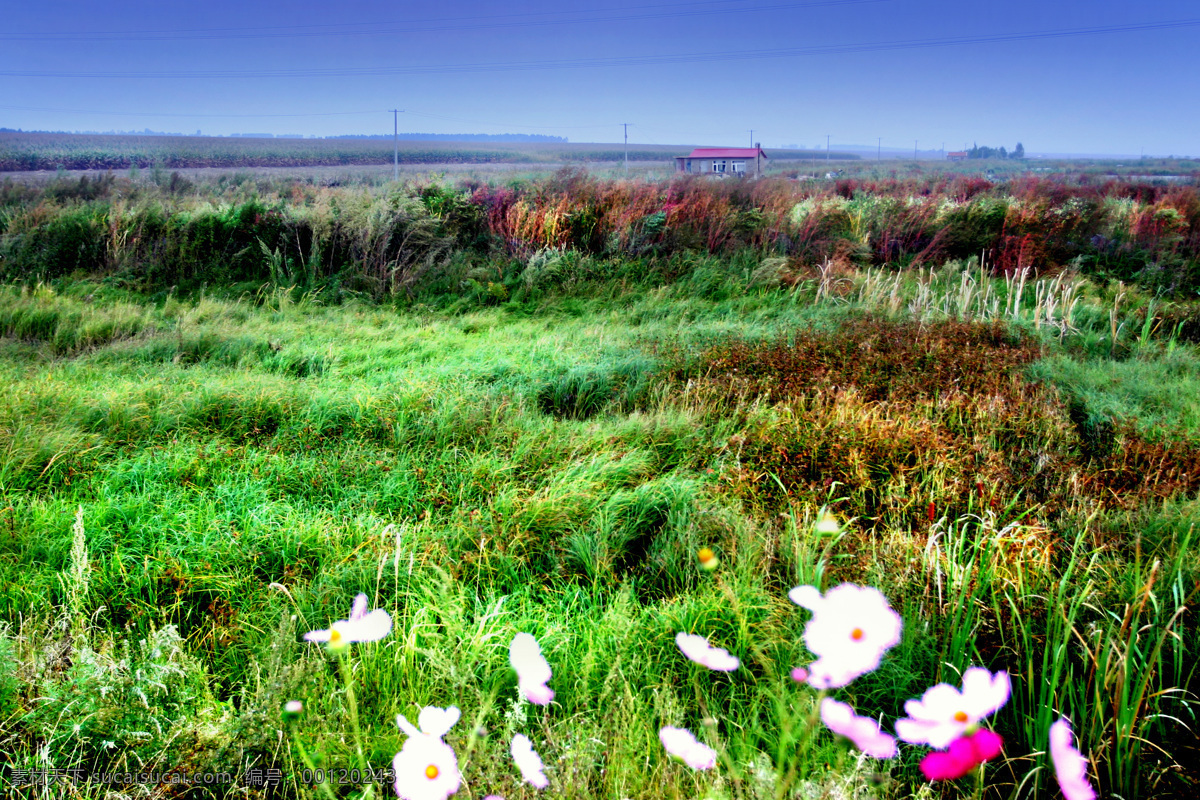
<box><xmin>287</xmin><ymin>723</ymin><xmax>339</xmax><ymax>800</ymax></box>
<box><xmin>338</xmin><ymin>650</ymin><xmax>374</xmax><ymax>799</ymax></box>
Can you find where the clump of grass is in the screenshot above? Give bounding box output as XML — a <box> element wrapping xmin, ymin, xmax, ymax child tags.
<box><xmin>668</xmin><ymin>313</ymin><xmax>1043</xmax><ymax>404</ymax></box>
<box><xmin>0</xmin><ymin>283</ymin><xmax>152</xmax><ymax>355</ymax></box>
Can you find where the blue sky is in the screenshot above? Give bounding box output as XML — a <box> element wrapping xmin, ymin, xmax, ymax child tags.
<box><xmin>1</xmin><ymin>0</ymin><xmax>1197</xmax><ymax>155</ymax></box>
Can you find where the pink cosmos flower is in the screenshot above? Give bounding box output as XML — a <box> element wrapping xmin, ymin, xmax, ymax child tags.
<box><xmin>919</xmin><ymin>729</ymin><xmax>1003</xmax><ymax>781</ymax></box>
<box><xmin>895</xmin><ymin>668</ymin><xmax>1011</xmax><ymax>749</ymax></box>
<box><xmin>509</xmin><ymin>633</ymin><xmax>554</xmax><ymax>705</ymax></box>
<box><xmin>658</xmin><ymin>726</ymin><xmax>717</xmax><ymax>770</ymax></box>
<box><xmin>818</xmin><ymin>698</ymin><xmax>898</xmax><ymax>759</ymax></box>
<box><xmin>675</xmin><ymin>632</ymin><xmax>740</xmax><ymax>671</ymax></box>
<box><xmin>511</xmin><ymin>733</ymin><xmax>549</xmax><ymax>789</ymax></box>
<box><xmin>788</xmin><ymin>583</ymin><xmax>903</xmax><ymax>688</ymax></box>
<box><xmin>304</xmin><ymin>593</ymin><xmax>392</xmax><ymax>651</ymax></box>
<box><xmin>1049</xmin><ymin>718</ymin><xmax>1097</xmax><ymax>800</ymax></box>
<box><xmin>393</xmin><ymin>705</ymin><xmax>462</xmax><ymax>800</ymax></box>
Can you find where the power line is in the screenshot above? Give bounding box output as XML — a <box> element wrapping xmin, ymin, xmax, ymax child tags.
<box><xmin>4</xmin><ymin>18</ymin><xmax>1195</xmax><ymax>79</ymax></box>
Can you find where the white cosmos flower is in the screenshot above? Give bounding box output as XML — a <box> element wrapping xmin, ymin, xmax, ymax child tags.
<box><xmin>511</xmin><ymin>733</ymin><xmax>549</xmax><ymax>789</ymax></box>
<box><xmin>509</xmin><ymin>633</ymin><xmax>554</xmax><ymax>705</ymax></box>
<box><xmin>788</xmin><ymin>583</ymin><xmax>902</xmax><ymax>688</ymax></box>
<box><xmin>303</xmin><ymin>593</ymin><xmax>391</xmax><ymax>651</ymax></box>
<box><xmin>394</xmin><ymin>705</ymin><xmax>462</xmax><ymax>800</ymax></box>
<box><xmin>675</xmin><ymin>632</ymin><xmax>740</xmax><ymax>671</ymax></box>
<box><xmin>658</xmin><ymin>726</ymin><xmax>717</xmax><ymax>770</ymax></box>
<box><xmin>894</xmin><ymin>667</ymin><xmax>1011</xmax><ymax>749</ymax></box>
<box><xmin>393</xmin><ymin>733</ymin><xmax>461</xmax><ymax>800</ymax></box>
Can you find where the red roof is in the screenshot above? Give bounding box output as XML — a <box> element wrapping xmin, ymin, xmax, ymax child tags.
<box><xmin>684</xmin><ymin>147</ymin><xmax>767</xmax><ymax>159</ymax></box>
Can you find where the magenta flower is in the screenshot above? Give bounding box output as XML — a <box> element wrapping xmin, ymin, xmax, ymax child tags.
<box><xmin>919</xmin><ymin>729</ymin><xmax>1003</xmax><ymax>781</ymax></box>
<box><xmin>1049</xmin><ymin>718</ymin><xmax>1097</xmax><ymax>800</ymax></box>
<box><xmin>658</xmin><ymin>726</ymin><xmax>717</xmax><ymax>770</ymax></box>
<box><xmin>509</xmin><ymin>633</ymin><xmax>554</xmax><ymax>705</ymax></box>
<box><xmin>511</xmin><ymin>734</ymin><xmax>549</xmax><ymax>789</ymax></box>
<box><xmin>788</xmin><ymin>583</ymin><xmax>902</xmax><ymax>688</ymax></box>
<box><xmin>818</xmin><ymin>698</ymin><xmax>897</xmax><ymax>758</ymax></box>
<box><xmin>304</xmin><ymin>593</ymin><xmax>391</xmax><ymax>651</ymax></box>
<box><xmin>675</xmin><ymin>632</ymin><xmax>740</xmax><ymax>671</ymax></box>
<box><xmin>895</xmin><ymin>667</ymin><xmax>1010</xmax><ymax>749</ymax></box>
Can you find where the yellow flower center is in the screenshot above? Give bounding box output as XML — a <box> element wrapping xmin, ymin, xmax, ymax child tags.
<box><xmin>425</xmin><ymin>764</ymin><xmax>439</xmax><ymax>780</ymax></box>
<box><xmin>329</xmin><ymin>629</ymin><xmax>343</xmax><ymax>645</ymax></box>
<box><xmin>850</xmin><ymin>627</ymin><xmax>865</xmax><ymax>641</ymax></box>
<box><xmin>954</xmin><ymin>711</ymin><xmax>969</xmax><ymax>723</ymax></box>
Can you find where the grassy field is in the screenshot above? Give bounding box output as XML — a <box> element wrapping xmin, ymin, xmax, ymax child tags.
<box><xmin>0</xmin><ymin>170</ymin><xmax>1198</xmax><ymax>799</ymax></box>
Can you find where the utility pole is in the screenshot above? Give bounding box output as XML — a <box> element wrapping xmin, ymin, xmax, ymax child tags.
<box><xmin>749</xmin><ymin>129</ymin><xmax>754</xmax><ymax>148</ymax></box>
<box><xmin>389</xmin><ymin>109</ymin><xmax>403</xmax><ymax>181</ymax></box>
<box><xmin>623</xmin><ymin>123</ymin><xmax>631</xmax><ymax>175</ymax></box>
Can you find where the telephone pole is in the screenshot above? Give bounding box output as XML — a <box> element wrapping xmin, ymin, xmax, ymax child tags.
<box><xmin>622</xmin><ymin>123</ymin><xmax>629</xmax><ymax>175</ymax></box>
<box><xmin>749</xmin><ymin>129</ymin><xmax>754</xmax><ymax>148</ymax></box>
<box><xmin>389</xmin><ymin>109</ymin><xmax>404</xmax><ymax>181</ymax></box>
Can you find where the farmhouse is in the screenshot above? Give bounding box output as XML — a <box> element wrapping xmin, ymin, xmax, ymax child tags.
<box><xmin>946</xmin><ymin>151</ymin><xmax>969</xmax><ymax>162</ymax></box>
<box><xmin>675</xmin><ymin>146</ymin><xmax>767</xmax><ymax>176</ymax></box>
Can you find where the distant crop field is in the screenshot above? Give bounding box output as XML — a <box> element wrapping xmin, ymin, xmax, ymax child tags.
<box><xmin>0</xmin><ymin>132</ymin><xmax>698</xmax><ymax>171</ymax></box>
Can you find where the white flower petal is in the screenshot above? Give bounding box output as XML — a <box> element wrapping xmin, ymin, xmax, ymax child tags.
<box><xmin>511</xmin><ymin>734</ymin><xmax>549</xmax><ymax>789</ymax></box>
<box><xmin>1049</xmin><ymin>718</ymin><xmax>1097</xmax><ymax>800</ymax></box>
<box><xmin>418</xmin><ymin>705</ymin><xmax>461</xmax><ymax>739</ymax></box>
<box><xmin>788</xmin><ymin>585</ymin><xmax>823</xmax><ymax>610</ymax></box>
<box><xmin>659</xmin><ymin>726</ymin><xmax>717</xmax><ymax>770</ymax></box>
<box><xmin>519</xmin><ymin>680</ymin><xmax>555</xmax><ymax>706</ymax></box>
<box><xmin>675</xmin><ymin>632</ymin><xmax>740</xmax><ymax>671</ymax></box>
<box><xmin>510</xmin><ymin>633</ymin><xmax>553</xmax><ymax>704</ymax></box>
<box><xmin>350</xmin><ymin>593</ymin><xmax>369</xmax><ymax>621</ymax></box>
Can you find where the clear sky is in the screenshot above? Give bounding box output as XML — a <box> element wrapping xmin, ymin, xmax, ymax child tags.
<box><xmin>1</xmin><ymin>0</ymin><xmax>1197</xmax><ymax>155</ymax></box>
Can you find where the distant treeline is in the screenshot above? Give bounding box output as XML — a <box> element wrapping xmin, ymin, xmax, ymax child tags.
<box><xmin>330</xmin><ymin>133</ymin><xmax>568</xmax><ymax>143</ymax></box>
<box><xmin>969</xmin><ymin>143</ymin><xmax>1026</xmax><ymax>159</ymax></box>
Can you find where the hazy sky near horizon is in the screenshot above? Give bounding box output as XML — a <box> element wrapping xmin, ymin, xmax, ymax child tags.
<box><xmin>1</xmin><ymin>0</ymin><xmax>1197</xmax><ymax>155</ymax></box>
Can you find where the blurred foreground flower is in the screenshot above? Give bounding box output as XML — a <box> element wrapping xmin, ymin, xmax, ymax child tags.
<box><xmin>510</xmin><ymin>633</ymin><xmax>554</xmax><ymax>705</ymax></box>
<box><xmin>281</xmin><ymin>700</ymin><xmax>303</xmax><ymax>723</ymax></box>
<box><xmin>919</xmin><ymin>729</ymin><xmax>1003</xmax><ymax>781</ymax></box>
<box><xmin>1049</xmin><ymin>718</ymin><xmax>1097</xmax><ymax>800</ymax></box>
<box><xmin>675</xmin><ymin>632</ymin><xmax>740</xmax><ymax>671</ymax></box>
<box><xmin>394</xmin><ymin>706</ymin><xmax>461</xmax><ymax>800</ymax></box>
<box><xmin>511</xmin><ymin>733</ymin><xmax>549</xmax><ymax>789</ymax></box>
<box><xmin>815</xmin><ymin>509</ymin><xmax>841</xmax><ymax>536</ymax></box>
<box><xmin>697</xmin><ymin>547</ymin><xmax>720</xmax><ymax>571</ymax></box>
<box><xmin>819</xmin><ymin>698</ymin><xmax>897</xmax><ymax>758</ymax></box>
<box><xmin>304</xmin><ymin>593</ymin><xmax>391</xmax><ymax>652</ymax></box>
<box><xmin>788</xmin><ymin>583</ymin><xmax>902</xmax><ymax>688</ymax></box>
<box><xmin>659</xmin><ymin>726</ymin><xmax>717</xmax><ymax>770</ymax></box>
<box><xmin>895</xmin><ymin>668</ymin><xmax>1010</xmax><ymax>749</ymax></box>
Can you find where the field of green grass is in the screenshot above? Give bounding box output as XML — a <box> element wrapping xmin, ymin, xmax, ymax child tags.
<box><xmin>0</xmin><ymin>170</ymin><xmax>1198</xmax><ymax>799</ymax></box>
